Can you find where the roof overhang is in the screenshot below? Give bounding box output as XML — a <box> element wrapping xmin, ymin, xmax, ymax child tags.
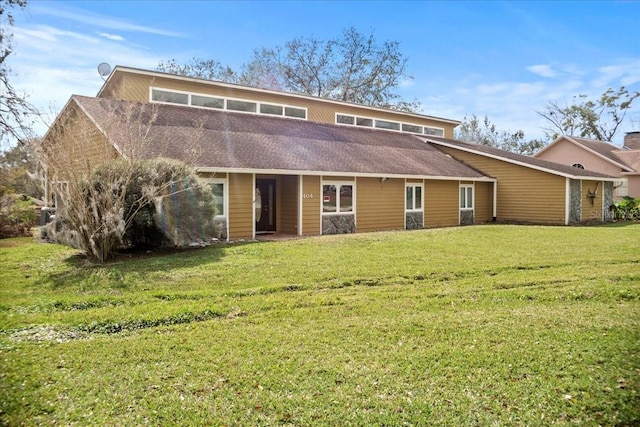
<box><xmin>423</xmin><ymin>137</ymin><xmax>621</xmax><ymax>182</ymax></box>
<box><xmin>195</xmin><ymin>167</ymin><xmax>495</xmax><ymax>182</ymax></box>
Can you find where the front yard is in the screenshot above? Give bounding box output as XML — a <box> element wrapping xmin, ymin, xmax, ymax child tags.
<box><xmin>1</xmin><ymin>224</ymin><xmax>639</xmax><ymax>425</ymax></box>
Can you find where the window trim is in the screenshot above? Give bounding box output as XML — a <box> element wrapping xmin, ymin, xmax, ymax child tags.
<box><xmin>335</xmin><ymin>112</ymin><xmax>445</xmax><ymax>137</ymax></box>
<box><xmin>405</xmin><ymin>184</ymin><xmax>423</xmax><ymax>212</ymax></box>
<box><xmin>149</xmin><ymin>87</ymin><xmax>307</xmax><ymax>119</ymax></box>
<box><xmin>322</xmin><ymin>181</ymin><xmax>355</xmax><ymax>215</ymax></box>
<box><xmin>202</xmin><ymin>178</ymin><xmax>228</xmax><ymax>218</ymax></box>
<box><xmin>460</xmin><ymin>184</ymin><xmax>474</xmax><ymax>210</ymax></box>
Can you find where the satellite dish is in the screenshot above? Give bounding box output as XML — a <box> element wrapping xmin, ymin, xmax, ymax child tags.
<box><xmin>97</xmin><ymin>62</ymin><xmax>112</xmax><ymax>80</ymax></box>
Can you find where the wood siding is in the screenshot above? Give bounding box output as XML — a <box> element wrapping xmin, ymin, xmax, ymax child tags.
<box><xmin>475</xmin><ymin>181</ymin><xmax>494</xmax><ymax>223</ymax></box>
<box><xmin>424</xmin><ymin>180</ymin><xmax>459</xmax><ymax>227</ymax></box>
<box><xmin>356</xmin><ymin>177</ymin><xmax>405</xmax><ymax>232</ymax></box>
<box><xmin>301</xmin><ymin>176</ymin><xmax>321</xmax><ymax>236</ymax></box>
<box><xmin>279</xmin><ymin>175</ymin><xmax>299</xmax><ymax>234</ymax></box>
<box><xmin>438</xmin><ymin>147</ymin><xmax>567</xmax><ymax>224</ymax></box>
<box><xmin>108</xmin><ymin>73</ymin><xmax>457</xmax><ymax>138</ymax></box>
<box><xmin>228</xmin><ymin>173</ymin><xmax>254</xmax><ymax>239</ymax></box>
<box><xmin>581</xmin><ymin>180</ymin><xmax>604</xmax><ymax>222</ymax></box>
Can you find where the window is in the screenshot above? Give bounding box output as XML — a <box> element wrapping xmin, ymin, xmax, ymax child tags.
<box><xmin>150</xmin><ymin>88</ymin><xmax>306</xmax><ymax>120</ymax></box>
<box><xmin>227</xmin><ymin>99</ymin><xmax>257</xmax><ymax>113</ymax></box>
<box><xmin>572</xmin><ymin>163</ymin><xmax>585</xmax><ymax>169</ymax></box>
<box><xmin>192</xmin><ymin>94</ymin><xmax>224</xmax><ymax>109</ymax></box>
<box><xmin>337</xmin><ymin>114</ymin><xmax>355</xmax><ymax>125</ymax></box>
<box><xmin>460</xmin><ymin>185</ymin><xmax>473</xmax><ymax>210</ymax></box>
<box><xmin>356</xmin><ymin>117</ymin><xmax>373</xmax><ymax>127</ymax></box>
<box><xmin>260</xmin><ymin>104</ymin><xmax>284</xmax><ymax>115</ymax></box>
<box><xmin>151</xmin><ymin>88</ymin><xmax>188</xmax><ymax>105</ymax></box>
<box><xmin>406</xmin><ymin>185</ymin><xmax>423</xmax><ymax>211</ymax></box>
<box><xmin>323</xmin><ymin>183</ymin><xmax>353</xmax><ymax>214</ymax></box>
<box><xmin>207</xmin><ymin>181</ymin><xmax>226</xmax><ymax>217</ymax></box>
<box><xmin>424</xmin><ymin>127</ymin><xmax>445</xmax><ymax>137</ymax></box>
<box><xmin>285</xmin><ymin>106</ymin><xmax>306</xmax><ymax>119</ymax></box>
<box><xmin>402</xmin><ymin>123</ymin><xmax>423</xmax><ymax>134</ymax></box>
<box><xmin>375</xmin><ymin>119</ymin><xmax>401</xmax><ymax>131</ymax></box>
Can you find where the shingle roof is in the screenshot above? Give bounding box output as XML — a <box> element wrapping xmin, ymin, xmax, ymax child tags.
<box><xmin>564</xmin><ymin>136</ymin><xmax>634</xmax><ymax>171</ymax></box>
<box><xmin>422</xmin><ymin>136</ymin><xmax>617</xmax><ymax>179</ymax></box>
<box><xmin>73</xmin><ymin>95</ymin><xmax>488</xmax><ymax>179</ymax></box>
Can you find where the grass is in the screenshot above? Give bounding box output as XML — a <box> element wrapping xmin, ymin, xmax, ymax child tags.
<box><xmin>0</xmin><ymin>224</ymin><xmax>639</xmax><ymax>426</ymax></box>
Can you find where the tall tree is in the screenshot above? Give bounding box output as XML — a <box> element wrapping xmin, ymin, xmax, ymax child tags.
<box><xmin>538</xmin><ymin>86</ymin><xmax>640</xmax><ymax>142</ymax></box>
<box><xmin>455</xmin><ymin>114</ymin><xmax>545</xmax><ymax>155</ymax></box>
<box><xmin>0</xmin><ymin>0</ymin><xmax>38</xmax><ymax>148</ymax></box>
<box><xmin>157</xmin><ymin>27</ymin><xmax>420</xmax><ymax>112</ymax></box>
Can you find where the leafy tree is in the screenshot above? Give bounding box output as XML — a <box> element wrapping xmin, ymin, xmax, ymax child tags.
<box><xmin>158</xmin><ymin>27</ymin><xmax>420</xmax><ymax>112</ymax></box>
<box><xmin>455</xmin><ymin>114</ymin><xmax>544</xmax><ymax>155</ymax></box>
<box><xmin>538</xmin><ymin>86</ymin><xmax>640</xmax><ymax>142</ymax></box>
<box><xmin>1</xmin><ymin>0</ymin><xmax>38</xmax><ymax>148</ymax></box>
<box><xmin>0</xmin><ymin>137</ymin><xmax>42</xmax><ymax>198</ymax></box>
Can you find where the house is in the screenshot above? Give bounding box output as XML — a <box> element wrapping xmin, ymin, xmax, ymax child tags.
<box><xmin>40</xmin><ymin>66</ymin><xmax>618</xmax><ymax>242</ymax></box>
<box><xmin>533</xmin><ymin>133</ymin><xmax>640</xmax><ymax>199</ymax></box>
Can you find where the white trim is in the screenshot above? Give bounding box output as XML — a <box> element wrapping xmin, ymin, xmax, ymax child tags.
<box><xmin>99</xmin><ymin>66</ymin><xmax>460</xmax><ymax>125</ymax></box>
<box><xmin>459</xmin><ymin>183</ymin><xmax>474</xmax><ymax>210</ymax></box>
<box><xmin>149</xmin><ymin>86</ymin><xmax>308</xmax><ymax>119</ymax></box>
<box><xmin>297</xmin><ymin>175</ymin><xmax>304</xmax><ymax>236</ymax></box>
<box><xmin>252</xmin><ymin>174</ymin><xmax>256</xmax><ymax>240</ymax></box>
<box><xmin>195</xmin><ymin>166</ymin><xmax>495</xmax><ymax>182</ymax></box>
<box><xmin>200</xmin><ymin>177</ymin><xmax>228</xmax><ymax>219</ymax></box>
<box><xmin>335</xmin><ymin>112</ymin><xmax>445</xmax><ymax>137</ymax></box>
<box><xmin>492</xmin><ymin>181</ymin><xmax>497</xmax><ymax>220</ymax></box>
<box><xmin>405</xmin><ymin>183</ymin><xmax>424</xmax><ymax>212</ymax></box>
<box><xmin>321</xmin><ymin>180</ymin><xmax>355</xmax><ymax>216</ymax></box>
<box><xmin>565</xmin><ymin>178</ymin><xmax>571</xmax><ymax>225</ymax></box>
<box><xmin>70</xmin><ymin>97</ymin><xmax>128</xmax><ymax>160</ymax></box>
<box><xmin>423</xmin><ymin>137</ymin><xmax>621</xmax><ymax>182</ymax></box>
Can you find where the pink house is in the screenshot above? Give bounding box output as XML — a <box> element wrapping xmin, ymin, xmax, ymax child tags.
<box><xmin>534</xmin><ymin>132</ymin><xmax>640</xmax><ymax>198</ymax></box>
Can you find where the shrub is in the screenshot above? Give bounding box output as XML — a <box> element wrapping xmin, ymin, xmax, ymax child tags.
<box><xmin>48</xmin><ymin>158</ymin><xmax>218</xmax><ymax>262</ymax></box>
<box><xmin>610</xmin><ymin>196</ymin><xmax>640</xmax><ymax>220</ymax></box>
<box><xmin>0</xmin><ymin>194</ymin><xmax>38</xmax><ymax>238</ymax></box>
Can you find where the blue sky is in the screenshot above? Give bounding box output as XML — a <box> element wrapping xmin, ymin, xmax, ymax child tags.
<box><xmin>7</xmin><ymin>0</ymin><xmax>640</xmax><ymax>145</ymax></box>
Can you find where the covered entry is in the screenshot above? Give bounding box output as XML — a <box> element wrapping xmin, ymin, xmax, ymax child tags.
<box><xmin>254</xmin><ymin>175</ymin><xmax>300</xmax><ymax>236</ymax></box>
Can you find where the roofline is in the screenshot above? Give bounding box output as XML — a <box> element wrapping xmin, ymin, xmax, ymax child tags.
<box><xmin>71</xmin><ymin>96</ymin><xmax>128</xmax><ymax>160</ymax></box>
<box><xmin>423</xmin><ymin>137</ymin><xmax>620</xmax><ymax>182</ymax></box>
<box><xmin>98</xmin><ymin>65</ymin><xmax>461</xmax><ymax>126</ymax></box>
<box><xmin>195</xmin><ymin>167</ymin><xmax>495</xmax><ymax>182</ymax></box>
<box><xmin>535</xmin><ymin>135</ymin><xmax>634</xmax><ymax>172</ymax></box>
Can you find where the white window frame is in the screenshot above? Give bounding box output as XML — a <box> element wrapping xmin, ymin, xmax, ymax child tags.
<box><xmin>405</xmin><ymin>184</ymin><xmax>423</xmax><ymax>212</ymax></box>
<box><xmin>335</xmin><ymin>112</ymin><xmax>446</xmax><ymax>137</ymax></box>
<box><xmin>460</xmin><ymin>184</ymin><xmax>474</xmax><ymax>210</ymax></box>
<box><xmin>149</xmin><ymin>87</ymin><xmax>307</xmax><ymax>120</ymax></box>
<box><xmin>322</xmin><ymin>181</ymin><xmax>355</xmax><ymax>215</ymax></box>
<box><xmin>202</xmin><ymin>178</ymin><xmax>228</xmax><ymax>218</ymax></box>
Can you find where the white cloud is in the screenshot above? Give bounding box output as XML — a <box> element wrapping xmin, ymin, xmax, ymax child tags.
<box><xmin>526</xmin><ymin>64</ymin><xmax>556</xmax><ymax>78</ymax></box>
<box><xmin>98</xmin><ymin>32</ymin><xmax>125</xmax><ymax>42</ymax></box>
<box><xmin>32</xmin><ymin>3</ymin><xmax>186</xmax><ymax>38</ymax></box>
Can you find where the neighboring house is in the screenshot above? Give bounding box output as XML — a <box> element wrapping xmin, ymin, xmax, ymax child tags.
<box><xmin>534</xmin><ymin>133</ymin><xmax>640</xmax><ymax>199</ymax></box>
<box><xmin>41</xmin><ymin>66</ymin><xmax>618</xmax><ymax>241</ymax></box>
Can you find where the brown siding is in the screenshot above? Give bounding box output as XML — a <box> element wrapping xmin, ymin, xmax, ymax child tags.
<box><xmin>280</xmin><ymin>175</ymin><xmax>299</xmax><ymax>234</ymax></box>
<box><xmin>105</xmin><ymin>72</ymin><xmax>457</xmax><ymax>137</ymax></box>
<box><xmin>356</xmin><ymin>177</ymin><xmax>405</xmax><ymax>232</ymax></box>
<box><xmin>475</xmin><ymin>181</ymin><xmax>494</xmax><ymax>223</ymax></box>
<box><xmin>301</xmin><ymin>176</ymin><xmax>321</xmax><ymax>235</ymax></box>
<box><xmin>439</xmin><ymin>147</ymin><xmax>567</xmax><ymax>224</ymax></box>
<box><xmin>581</xmin><ymin>180</ymin><xmax>603</xmax><ymax>222</ymax></box>
<box><xmin>228</xmin><ymin>173</ymin><xmax>254</xmax><ymax>239</ymax></box>
<box><xmin>424</xmin><ymin>180</ymin><xmax>459</xmax><ymax>227</ymax></box>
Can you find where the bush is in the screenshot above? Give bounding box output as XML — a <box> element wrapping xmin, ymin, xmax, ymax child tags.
<box><xmin>610</xmin><ymin>196</ymin><xmax>640</xmax><ymax>220</ymax></box>
<box><xmin>49</xmin><ymin>158</ymin><xmax>218</xmax><ymax>261</ymax></box>
<box><xmin>0</xmin><ymin>194</ymin><xmax>38</xmax><ymax>238</ymax></box>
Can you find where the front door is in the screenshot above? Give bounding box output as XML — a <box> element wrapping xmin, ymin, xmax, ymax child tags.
<box><xmin>255</xmin><ymin>179</ymin><xmax>276</xmax><ymax>233</ymax></box>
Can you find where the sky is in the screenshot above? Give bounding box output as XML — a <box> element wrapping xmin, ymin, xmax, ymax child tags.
<box><xmin>5</xmin><ymin>0</ymin><xmax>640</xmax><ymax>146</ymax></box>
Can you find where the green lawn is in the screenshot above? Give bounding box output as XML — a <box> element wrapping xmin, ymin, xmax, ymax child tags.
<box><xmin>1</xmin><ymin>224</ymin><xmax>639</xmax><ymax>426</ymax></box>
